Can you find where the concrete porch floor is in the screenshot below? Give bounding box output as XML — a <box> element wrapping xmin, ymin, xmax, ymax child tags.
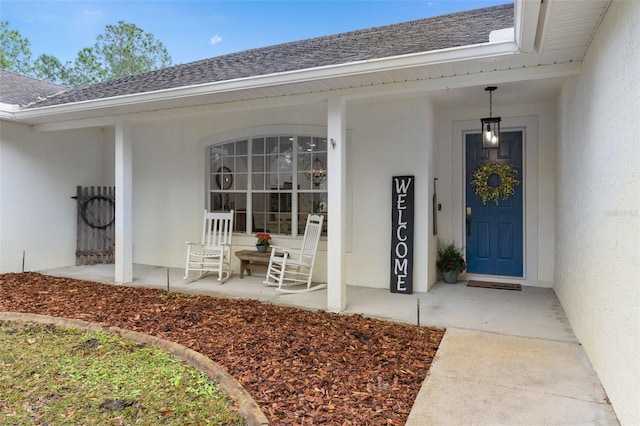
<box><xmin>40</xmin><ymin>264</ymin><xmax>619</xmax><ymax>425</ymax></box>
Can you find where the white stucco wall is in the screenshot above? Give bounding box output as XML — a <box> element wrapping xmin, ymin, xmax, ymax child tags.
<box><xmin>0</xmin><ymin>121</ymin><xmax>106</xmax><ymax>272</ymax></box>
<box><xmin>435</xmin><ymin>103</ymin><xmax>556</xmax><ymax>287</ymax></box>
<box><xmin>123</xmin><ymin>95</ymin><xmax>435</xmax><ymax>291</ymax></box>
<box><xmin>347</xmin><ymin>96</ymin><xmax>434</xmax><ymax>292</ymax></box>
<box><xmin>555</xmin><ymin>1</ymin><xmax>640</xmax><ymax>424</ymax></box>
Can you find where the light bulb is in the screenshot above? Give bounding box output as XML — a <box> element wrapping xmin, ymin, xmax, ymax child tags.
<box><xmin>484</xmin><ymin>124</ymin><xmax>493</xmax><ymax>143</ymax></box>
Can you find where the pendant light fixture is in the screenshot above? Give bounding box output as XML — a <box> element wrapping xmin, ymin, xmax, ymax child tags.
<box><xmin>480</xmin><ymin>86</ymin><xmax>501</xmax><ymax>149</ymax></box>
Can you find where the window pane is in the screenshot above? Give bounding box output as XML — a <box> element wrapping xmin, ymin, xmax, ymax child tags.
<box><xmin>224</xmin><ymin>143</ymin><xmax>235</xmax><ymax>155</ymax></box>
<box><xmin>298</xmin><ymin>136</ymin><xmax>313</xmax><ymax>152</ymax></box>
<box><xmin>297</xmin><ymin>154</ymin><xmax>311</xmax><ymax>190</ymax></box>
<box><xmin>267</xmin><ymin>172</ymin><xmax>278</xmax><ymax>189</ymax></box>
<box><xmin>252</xmin><ymin>155</ymin><xmax>264</xmax><ymax>172</ymax></box>
<box><xmin>252</xmin><ymin>193</ymin><xmax>269</xmax><ymax>233</ymax></box>
<box><xmin>234</xmin><ymin>172</ymin><xmax>247</xmax><ymax>190</ymax></box>
<box><xmin>266</xmin><ymin>137</ymin><xmax>278</xmax><ymax>154</ymax></box>
<box><xmin>236</xmin><ymin>140</ymin><xmax>248</xmax><ymax>155</ymax></box>
<box><xmin>252</xmin><ymin>138</ymin><xmax>264</xmax><ymax>154</ymax></box>
<box><xmin>316</xmin><ymin>137</ymin><xmax>328</xmax><ymax>152</ymax></box>
<box><xmin>252</xmin><ymin>174</ymin><xmax>265</xmax><ymax>191</ymax></box>
<box><xmin>210</xmin><ymin>193</ymin><xmax>227</xmax><ymax>211</ymax></box>
<box><xmin>233</xmin><ymin>208</ymin><xmax>247</xmax><ymax>232</ymax></box>
<box><xmin>267</xmin><ymin>153</ymin><xmax>278</xmax><ymax>172</ymax></box>
<box><xmin>280</xmin><ymin>137</ymin><xmax>293</xmax><ymax>154</ymax></box>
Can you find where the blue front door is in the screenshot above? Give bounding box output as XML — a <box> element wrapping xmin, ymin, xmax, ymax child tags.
<box><xmin>465</xmin><ymin>131</ymin><xmax>523</xmax><ymax>276</ymax></box>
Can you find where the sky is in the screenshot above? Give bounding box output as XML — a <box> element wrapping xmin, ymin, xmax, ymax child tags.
<box><xmin>1</xmin><ymin>0</ymin><xmax>510</xmax><ymax>66</ymax></box>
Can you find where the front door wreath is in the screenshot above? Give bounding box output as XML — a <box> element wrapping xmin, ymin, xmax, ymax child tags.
<box><xmin>471</xmin><ymin>161</ymin><xmax>520</xmax><ymax>205</ymax></box>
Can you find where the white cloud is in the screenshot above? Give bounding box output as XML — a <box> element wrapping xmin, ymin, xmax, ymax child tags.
<box><xmin>210</xmin><ymin>35</ymin><xmax>223</xmax><ymax>46</ymax></box>
<box><xmin>83</xmin><ymin>9</ymin><xmax>103</xmax><ymax>19</ymax></box>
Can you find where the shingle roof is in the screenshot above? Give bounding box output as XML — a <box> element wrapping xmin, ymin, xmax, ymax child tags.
<box><xmin>0</xmin><ymin>69</ymin><xmax>68</xmax><ymax>105</ymax></box>
<box><xmin>25</xmin><ymin>3</ymin><xmax>513</xmax><ymax>109</ymax></box>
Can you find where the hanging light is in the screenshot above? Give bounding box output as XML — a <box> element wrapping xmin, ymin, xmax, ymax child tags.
<box><xmin>304</xmin><ymin>157</ymin><xmax>327</xmax><ymax>187</ymax></box>
<box><xmin>480</xmin><ymin>86</ymin><xmax>501</xmax><ymax>149</ymax></box>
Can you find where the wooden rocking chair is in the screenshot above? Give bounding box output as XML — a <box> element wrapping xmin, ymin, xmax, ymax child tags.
<box><xmin>263</xmin><ymin>214</ymin><xmax>325</xmax><ymax>293</ymax></box>
<box><xmin>184</xmin><ymin>210</ymin><xmax>234</xmax><ymax>282</ymax></box>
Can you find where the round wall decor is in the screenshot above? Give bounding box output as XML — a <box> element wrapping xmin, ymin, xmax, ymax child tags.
<box><xmin>81</xmin><ymin>196</ymin><xmax>115</xmax><ymax>229</ymax></box>
<box><xmin>471</xmin><ymin>161</ymin><xmax>520</xmax><ymax>205</ymax></box>
<box><xmin>216</xmin><ymin>166</ymin><xmax>233</xmax><ymax>190</ymax></box>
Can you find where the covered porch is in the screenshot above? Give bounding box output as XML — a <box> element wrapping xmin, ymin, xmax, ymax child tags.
<box><xmin>42</xmin><ymin>263</ymin><xmax>573</xmax><ymax>342</ymax></box>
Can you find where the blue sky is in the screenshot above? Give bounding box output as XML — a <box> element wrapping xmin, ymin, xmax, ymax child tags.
<box><xmin>1</xmin><ymin>0</ymin><xmax>510</xmax><ymax>66</ymax></box>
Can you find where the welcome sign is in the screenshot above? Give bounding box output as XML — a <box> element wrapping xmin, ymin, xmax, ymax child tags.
<box><xmin>390</xmin><ymin>176</ymin><xmax>414</xmax><ymax>294</ymax></box>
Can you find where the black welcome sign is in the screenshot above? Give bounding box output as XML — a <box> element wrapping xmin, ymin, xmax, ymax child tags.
<box><xmin>390</xmin><ymin>176</ymin><xmax>414</xmax><ymax>294</ymax></box>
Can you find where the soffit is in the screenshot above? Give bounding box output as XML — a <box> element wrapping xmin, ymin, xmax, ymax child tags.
<box><xmin>537</xmin><ymin>0</ymin><xmax>611</xmax><ymax>61</ymax></box>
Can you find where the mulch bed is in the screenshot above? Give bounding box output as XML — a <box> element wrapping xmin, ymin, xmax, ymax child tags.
<box><xmin>0</xmin><ymin>272</ymin><xmax>444</xmax><ymax>425</ymax></box>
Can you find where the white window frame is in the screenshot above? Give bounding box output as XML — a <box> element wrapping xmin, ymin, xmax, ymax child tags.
<box><xmin>207</xmin><ymin>130</ymin><xmax>328</xmax><ymax>237</ymax></box>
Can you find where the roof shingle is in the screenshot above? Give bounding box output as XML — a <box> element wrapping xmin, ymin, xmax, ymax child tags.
<box><xmin>0</xmin><ymin>70</ymin><xmax>68</xmax><ymax>106</ymax></box>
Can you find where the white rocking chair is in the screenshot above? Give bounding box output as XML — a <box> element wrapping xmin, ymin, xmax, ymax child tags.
<box><xmin>263</xmin><ymin>214</ymin><xmax>326</xmax><ymax>293</ymax></box>
<box><xmin>184</xmin><ymin>210</ymin><xmax>234</xmax><ymax>282</ymax></box>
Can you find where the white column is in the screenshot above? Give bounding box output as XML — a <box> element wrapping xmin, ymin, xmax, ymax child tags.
<box><xmin>327</xmin><ymin>96</ymin><xmax>347</xmax><ymax>312</ymax></box>
<box><xmin>114</xmin><ymin>122</ymin><xmax>133</xmax><ymax>283</ymax></box>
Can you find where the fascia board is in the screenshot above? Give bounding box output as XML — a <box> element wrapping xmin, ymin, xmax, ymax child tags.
<box><xmin>514</xmin><ymin>0</ymin><xmax>542</xmax><ymax>54</ymax></box>
<box><xmin>0</xmin><ymin>103</ymin><xmax>20</xmax><ymax>120</ymax></box>
<box><xmin>12</xmin><ymin>40</ymin><xmax>519</xmax><ymax>124</ymax></box>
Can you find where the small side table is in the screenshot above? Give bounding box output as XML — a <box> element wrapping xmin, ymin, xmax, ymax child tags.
<box><xmin>234</xmin><ymin>249</ymin><xmax>272</xmax><ymax>278</ymax></box>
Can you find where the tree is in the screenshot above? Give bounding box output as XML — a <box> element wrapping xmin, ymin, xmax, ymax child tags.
<box><xmin>1</xmin><ymin>20</ymin><xmax>172</xmax><ymax>87</ymax></box>
<box><xmin>66</xmin><ymin>47</ymin><xmax>108</xmax><ymax>87</ymax></box>
<box><xmin>0</xmin><ymin>21</ymin><xmax>32</xmax><ymax>74</ymax></box>
<box><xmin>81</xmin><ymin>21</ymin><xmax>172</xmax><ymax>82</ymax></box>
<box><xmin>32</xmin><ymin>54</ymin><xmax>70</xmax><ymax>85</ymax></box>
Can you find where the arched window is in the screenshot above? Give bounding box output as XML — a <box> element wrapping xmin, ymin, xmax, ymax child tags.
<box><xmin>209</xmin><ymin>135</ymin><xmax>328</xmax><ymax>236</ymax></box>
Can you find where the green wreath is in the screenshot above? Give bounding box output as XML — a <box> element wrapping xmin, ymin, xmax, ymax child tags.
<box><xmin>471</xmin><ymin>161</ymin><xmax>520</xmax><ymax>205</ymax></box>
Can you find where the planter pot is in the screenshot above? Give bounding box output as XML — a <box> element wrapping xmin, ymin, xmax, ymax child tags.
<box><xmin>256</xmin><ymin>245</ymin><xmax>268</xmax><ymax>253</ymax></box>
<box><xmin>442</xmin><ymin>270</ymin><xmax>459</xmax><ymax>284</ymax></box>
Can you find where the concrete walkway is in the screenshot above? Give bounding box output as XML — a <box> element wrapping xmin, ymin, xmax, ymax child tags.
<box><xmin>40</xmin><ymin>264</ymin><xmax>620</xmax><ymax>425</ymax></box>
<box><xmin>406</xmin><ymin>329</ymin><xmax>618</xmax><ymax>425</ymax></box>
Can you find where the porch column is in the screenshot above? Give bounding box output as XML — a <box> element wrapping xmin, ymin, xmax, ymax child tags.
<box><xmin>114</xmin><ymin>122</ymin><xmax>133</xmax><ymax>283</ymax></box>
<box><xmin>327</xmin><ymin>96</ymin><xmax>347</xmax><ymax>312</ymax></box>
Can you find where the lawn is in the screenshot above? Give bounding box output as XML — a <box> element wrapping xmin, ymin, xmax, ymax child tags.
<box><xmin>1</xmin><ymin>321</ymin><xmax>244</xmax><ymax>425</ymax></box>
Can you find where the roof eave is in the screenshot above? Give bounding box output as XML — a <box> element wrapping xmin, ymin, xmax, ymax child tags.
<box><xmin>8</xmin><ymin>39</ymin><xmax>520</xmax><ymax>125</ymax></box>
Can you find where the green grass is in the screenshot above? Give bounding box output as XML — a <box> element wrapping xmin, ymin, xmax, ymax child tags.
<box><xmin>0</xmin><ymin>321</ymin><xmax>245</xmax><ymax>425</ymax></box>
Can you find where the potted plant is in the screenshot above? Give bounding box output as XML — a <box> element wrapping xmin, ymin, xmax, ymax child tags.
<box><xmin>437</xmin><ymin>241</ymin><xmax>467</xmax><ymax>284</ymax></box>
<box><xmin>255</xmin><ymin>233</ymin><xmax>271</xmax><ymax>252</ymax></box>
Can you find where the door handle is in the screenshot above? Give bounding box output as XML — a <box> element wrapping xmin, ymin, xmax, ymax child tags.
<box><xmin>466</xmin><ymin>207</ymin><xmax>472</xmax><ymax>236</ymax></box>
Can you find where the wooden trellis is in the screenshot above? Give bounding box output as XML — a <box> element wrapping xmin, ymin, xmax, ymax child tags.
<box><xmin>75</xmin><ymin>186</ymin><xmax>115</xmax><ymax>265</ymax></box>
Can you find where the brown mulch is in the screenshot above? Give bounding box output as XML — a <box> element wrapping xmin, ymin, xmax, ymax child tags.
<box><xmin>0</xmin><ymin>272</ymin><xmax>444</xmax><ymax>425</ymax></box>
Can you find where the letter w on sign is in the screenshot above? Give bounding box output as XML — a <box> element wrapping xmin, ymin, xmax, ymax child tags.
<box><xmin>390</xmin><ymin>176</ymin><xmax>414</xmax><ymax>294</ymax></box>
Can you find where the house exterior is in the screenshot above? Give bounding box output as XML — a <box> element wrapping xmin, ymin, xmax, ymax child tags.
<box><xmin>1</xmin><ymin>0</ymin><xmax>638</xmax><ymax>423</ymax></box>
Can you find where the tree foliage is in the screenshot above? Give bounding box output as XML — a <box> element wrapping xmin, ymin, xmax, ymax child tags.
<box><xmin>31</xmin><ymin>54</ymin><xmax>69</xmax><ymax>84</ymax></box>
<box><xmin>96</xmin><ymin>21</ymin><xmax>172</xmax><ymax>80</ymax></box>
<box><xmin>0</xmin><ymin>20</ymin><xmax>172</xmax><ymax>87</ymax></box>
<box><xmin>0</xmin><ymin>21</ymin><xmax>32</xmax><ymax>74</ymax></box>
